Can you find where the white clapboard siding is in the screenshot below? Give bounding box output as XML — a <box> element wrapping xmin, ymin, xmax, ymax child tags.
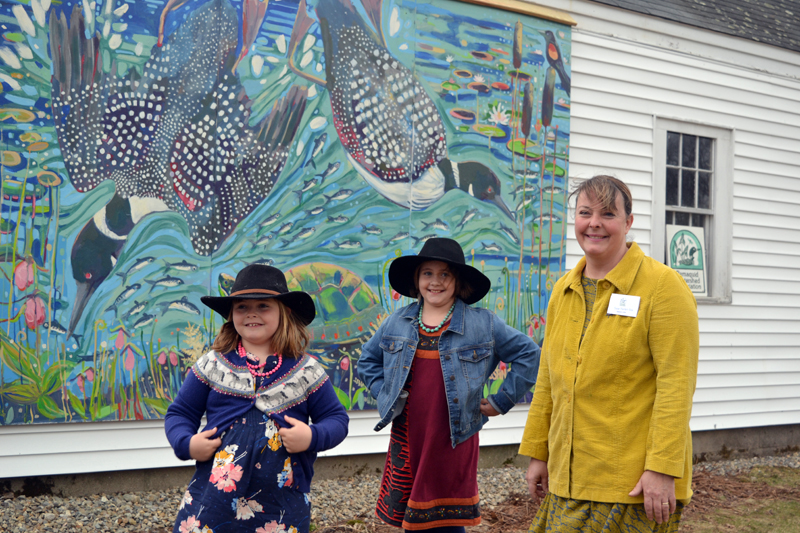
<box><xmin>3</xmin><ymin>0</ymin><xmax>800</xmax><ymax>478</ymax></box>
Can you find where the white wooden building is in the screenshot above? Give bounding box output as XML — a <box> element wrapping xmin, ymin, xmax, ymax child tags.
<box><xmin>2</xmin><ymin>0</ymin><xmax>799</xmax><ymax>479</ymax></box>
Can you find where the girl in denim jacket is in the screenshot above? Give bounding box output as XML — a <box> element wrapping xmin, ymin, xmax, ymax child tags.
<box><xmin>358</xmin><ymin>238</ymin><xmax>541</xmax><ymax>532</ymax></box>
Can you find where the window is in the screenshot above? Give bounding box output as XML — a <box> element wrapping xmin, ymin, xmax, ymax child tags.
<box><xmin>653</xmin><ymin>118</ymin><xmax>733</xmax><ymax>303</ymax></box>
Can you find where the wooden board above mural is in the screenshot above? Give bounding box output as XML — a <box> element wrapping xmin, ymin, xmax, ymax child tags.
<box><xmin>0</xmin><ymin>0</ymin><xmax>571</xmax><ymax>424</ymax></box>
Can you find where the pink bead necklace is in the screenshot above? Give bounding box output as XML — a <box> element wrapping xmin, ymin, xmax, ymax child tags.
<box><xmin>238</xmin><ymin>343</ymin><xmax>282</xmax><ymax>377</ymax></box>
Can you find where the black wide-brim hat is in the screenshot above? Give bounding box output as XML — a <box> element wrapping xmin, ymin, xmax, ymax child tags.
<box><xmin>388</xmin><ymin>238</ymin><xmax>491</xmax><ymax>305</ymax></box>
<box><xmin>201</xmin><ymin>264</ymin><xmax>316</xmax><ymax>325</ymax></box>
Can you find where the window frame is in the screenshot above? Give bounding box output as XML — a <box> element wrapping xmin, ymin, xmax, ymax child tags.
<box><xmin>652</xmin><ymin>117</ymin><xmax>733</xmax><ymax>304</ymax></box>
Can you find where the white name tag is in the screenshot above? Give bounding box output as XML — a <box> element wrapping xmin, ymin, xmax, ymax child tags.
<box><xmin>607</xmin><ymin>293</ymin><xmax>640</xmax><ymax>317</ymax></box>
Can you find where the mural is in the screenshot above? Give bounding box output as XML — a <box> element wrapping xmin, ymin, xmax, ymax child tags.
<box><xmin>0</xmin><ymin>0</ymin><xmax>571</xmax><ymax>424</ymax></box>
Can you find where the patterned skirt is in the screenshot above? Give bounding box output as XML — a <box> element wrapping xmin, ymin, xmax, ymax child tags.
<box><xmin>530</xmin><ymin>493</ymin><xmax>684</xmax><ymax>533</ymax></box>
<box><xmin>173</xmin><ymin>408</ymin><xmax>311</xmax><ymax>533</ymax></box>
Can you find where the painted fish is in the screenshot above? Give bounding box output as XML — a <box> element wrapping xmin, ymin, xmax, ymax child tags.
<box><xmin>116</xmin><ymin>257</ymin><xmax>155</xmax><ymax>284</ymax></box>
<box><xmin>145</xmin><ymin>275</ymin><xmax>184</xmax><ymax>292</ymax></box>
<box><xmin>122</xmin><ymin>300</ymin><xmax>147</xmax><ymax>320</ymax></box>
<box><xmin>457</xmin><ymin>208</ymin><xmax>479</xmax><ymax>229</ymax></box>
<box><xmin>516</xmin><ymin>197</ymin><xmax>534</xmax><ymax>212</ymax></box>
<box><xmin>540</xmin><ymin>186</ymin><xmax>566</xmax><ymax>195</ymax></box>
<box><xmin>250</xmin><ymin>258</ymin><xmax>275</xmax><ymax>266</ymax></box>
<box><xmin>514</xmin><ymin>183</ymin><xmax>538</xmax><ymax>196</ymax></box>
<box><xmin>296</xmin><ymin>226</ymin><xmax>316</xmax><ymax>239</ymax></box>
<box><xmin>332</xmin><ymin>240</ymin><xmax>362</xmax><ymax>249</ymax></box>
<box><xmin>259</xmin><ymin>213</ymin><xmax>281</xmax><ymax>227</ymax></box>
<box><xmin>107</xmin><ymin>284</ymin><xmax>142</xmax><ymax>313</ymax></box>
<box><xmin>304</xmin><ymin>206</ymin><xmax>324</xmax><ymax>217</ymax></box>
<box><xmin>383</xmin><ymin>231</ymin><xmax>409</xmax><ymax>247</ymax></box>
<box><xmin>274</xmin><ymin>222</ymin><xmax>294</xmax><ymax>235</ymax></box>
<box><xmin>316</xmin><ymin>162</ymin><xmax>340</xmax><ymax>182</ymax></box>
<box><xmin>157</xmin><ymin>296</ymin><xmax>201</xmax><ymax>315</ymax></box>
<box><xmin>422</xmin><ymin>218</ymin><xmax>449</xmax><ymax>232</ymax></box>
<box><xmin>481</xmin><ymin>241</ymin><xmax>502</xmax><ymax>252</ymax></box>
<box><xmin>534</xmin><ymin>213</ymin><xmax>563</xmax><ymax>224</ymax></box>
<box><xmin>252</xmin><ymin>234</ymin><xmax>275</xmax><ymax>247</ymax></box>
<box><xmin>326</xmin><ymin>215</ymin><xmax>349</xmax><ymax>224</ymax></box>
<box><xmin>132</xmin><ymin>313</ymin><xmax>156</xmax><ymax>330</ymax></box>
<box><xmin>42</xmin><ymin>320</ymin><xmax>82</xmax><ymax>343</ymax></box>
<box><xmin>294</xmin><ymin>178</ymin><xmax>318</xmax><ymax>196</ymax></box>
<box><xmin>412</xmin><ymin>234</ymin><xmax>437</xmax><ymax>245</ymax></box>
<box><xmin>499</xmin><ymin>224</ymin><xmax>521</xmax><ymax>245</ymax></box>
<box><xmin>164</xmin><ymin>259</ymin><xmax>198</xmax><ymax>272</ymax></box>
<box><xmin>360</xmin><ymin>223</ymin><xmax>382</xmax><ymax>235</ymax></box>
<box><xmin>304</xmin><ymin>132</ymin><xmax>327</xmax><ymax>169</ymax></box>
<box><xmin>323</xmin><ymin>189</ymin><xmax>354</xmax><ymax>204</ymax></box>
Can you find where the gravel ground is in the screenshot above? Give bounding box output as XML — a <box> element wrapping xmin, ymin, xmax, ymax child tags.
<box><xmin>2</xmin><ymin>452</ymin><xmax>798</xmax><ymax>533</ymax></box>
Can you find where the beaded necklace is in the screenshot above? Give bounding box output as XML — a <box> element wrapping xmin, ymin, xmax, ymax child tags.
<box><xmin>418</xmin><ymin>302</ymin><xmax>455</xmax><ymax>333</ymax></box>
<box><xmin>238</xmin><ymin>343</ymin><xmax>282</xmax><ymax>378</ymax></box>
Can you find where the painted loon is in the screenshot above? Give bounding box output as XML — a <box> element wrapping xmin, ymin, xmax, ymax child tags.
<box><xmin>50</xmin><ymin>0</ymin><xmax>307</xmax><ymax>337</ymax></box>
<box><xmin>289</xmin><ymin>0</ymin><xmax>514</xmax><ymax>218</ymax></box>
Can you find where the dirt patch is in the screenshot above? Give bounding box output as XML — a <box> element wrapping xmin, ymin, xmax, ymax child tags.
<box><xmin>316</xmin><ymin>469</ymin><xmax>800</xmax><ymax>533</ymax></box>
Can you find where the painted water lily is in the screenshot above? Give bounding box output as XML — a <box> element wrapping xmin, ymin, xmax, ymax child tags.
<box><xmin>115</xmin><ymin>329</ymin><xmax>125</xmax><ymax>350</ymax></box>
<box><xmin>474</xmin><ymin>73</ymin><xmax>486</xmax><ymax>83</ymax></box>
<box><xmin>446</xmin><ymin>54</ymin><xmax>454</xmax><ymax>63</ymax></box>
<box><xmin>170</xmin><ymin>351</ymin><xmax>179</xmax><ymax>365</ymax></box>
<box><xmin>340</xmin><ymin>356</ymin><xmax>350</xmax><ymax>371</ymax></box>
<box><xmin>24</xmin><ymin>296</ymin><xmax>45</xmax><ymax>329</ymax></box>
<box><xmin>158</xmin><ymin>352</ymin><xmax>167</xmax><ymax>365</ymax></box>
<box><xmin>488</xmin><ymin>103</ymin><xmax>510</xmax><ymax>126</ymax></box>
<box><xmin>14</xmin><ymin>258</ymin><xmax>34</xmax><ymax>291</ymax></box>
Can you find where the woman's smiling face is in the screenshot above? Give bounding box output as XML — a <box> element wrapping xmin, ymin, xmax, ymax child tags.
<box><xmin>574</xmin><ymin>190</ymin><xmax>633</xmax><ymax>264</ymax></box>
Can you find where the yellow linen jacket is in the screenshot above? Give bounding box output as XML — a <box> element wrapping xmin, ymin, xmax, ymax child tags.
<box><xmin>519</xmin><ymin>242</ymin><xmax>699</xmax><ymax>504</ymax></box>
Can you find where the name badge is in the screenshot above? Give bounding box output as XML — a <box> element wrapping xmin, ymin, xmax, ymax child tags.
<box><xmin>607</xmin><ymin>293</ymin><xmax>640</xmax><ymax>317</ymax></box>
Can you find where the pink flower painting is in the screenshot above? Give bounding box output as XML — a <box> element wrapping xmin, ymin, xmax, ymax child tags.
<box><xmin>24</xmin><ymin>297</ymin><xmax>45</xmax><ymax>329</ymax></box>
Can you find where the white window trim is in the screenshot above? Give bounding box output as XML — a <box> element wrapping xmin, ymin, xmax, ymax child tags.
<box><xmin>652</xmin><ymin>116</ymin><xmax>734</xmax><ymax>304</ymax></box>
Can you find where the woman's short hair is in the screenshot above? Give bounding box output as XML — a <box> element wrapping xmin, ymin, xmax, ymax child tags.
<box><xmin>569</xmin><ymin>175</ymin><xmax>633</xmax><ymax>216</ymax></box>
<box><xmin>211</xmin><ymin>299</ymin><xmax>309</xmax><ymax>358</ymax></box>
<box><xmin>411</xmin><ymin>262</ymin><xmax>473</xmax><ymax>302</ymax></box>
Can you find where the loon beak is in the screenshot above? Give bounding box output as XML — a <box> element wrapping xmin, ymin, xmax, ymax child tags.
<box><xmin>66</xmin><ymin>280</ymin><xmax>98</xmax><ymax>341</ymax></box>
<box><xmin>492</xmin><ymin>195</ymin><xmax>515</xmax><ymax>220</ymax></box>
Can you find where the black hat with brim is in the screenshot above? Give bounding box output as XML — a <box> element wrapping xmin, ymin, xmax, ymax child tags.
<box><xmin>201</xmin><ymin>264</ymin><xmax>316</xmax><ymax>325</ymax></box>
<box><xmin>388</xmin><ymin>238</ymin><xmax>491</xmax><ymax>305</ymax></box>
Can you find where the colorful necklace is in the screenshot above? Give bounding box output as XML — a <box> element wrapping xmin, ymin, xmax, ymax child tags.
<box><xmin>238</xmin><ymin>343</ymin><xmax>282</xmax><ymax>378</ymax></box>
<box><xmin>418</xmin><ymin>302</ymin><xmax>455</xmax><ymax>333</ymax></box>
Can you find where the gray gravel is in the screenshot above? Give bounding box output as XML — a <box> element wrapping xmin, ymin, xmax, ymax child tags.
<box><xmin>2</xmin><ymin>453</ymin><xmax>798</xmax><ymax>532</ymax></box>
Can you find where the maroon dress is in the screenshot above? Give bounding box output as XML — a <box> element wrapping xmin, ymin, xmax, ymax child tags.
<box><xmin>376</xmin><ymin>323</ymin><xmax>481</xmax><ymax>530</ymax></box>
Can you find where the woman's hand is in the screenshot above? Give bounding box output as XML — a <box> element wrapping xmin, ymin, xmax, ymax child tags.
<box><xmin>479</xmin><ymin>398</ymin><xmax>500</xmax><ymax>417</ymax></box>
<box><xmin>629</xmin><ymin>470</ymin><xmax>676</xmax><ymax>524</ymax></box>
<box><xmin>526</xmin><ymin>458</ymin><xmax>549</xmax><ymax>502</ymax></box>
<box><xmin>279</xmin><ymin>416</ymin><xmax>313</xmax><ymax>453</ymax></box>
<box><xmin>189</xmin><ymin>427</ymin><xmax>222</xmax><ymax>462</ymax></box>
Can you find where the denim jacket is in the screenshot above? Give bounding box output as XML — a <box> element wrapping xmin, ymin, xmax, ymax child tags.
<box><xmin>357</xmin><ymin>298</ymin><xmax>541</xmax><ymax>447</ymax></box>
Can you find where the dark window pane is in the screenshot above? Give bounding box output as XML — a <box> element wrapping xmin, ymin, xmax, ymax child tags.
<box><xmin>682</xmin><ymin>134</ymin><xmax>697</xmax><ymax>167</ymax></box>
<box><xmin>665</xmin><ymin>211</ymin><xmax>673</xmax><ymax>224</ymax></box>
<box><xmin>699</xmin><ymin>137</ymin><xmax>713</xmax><ymax>170</ymax></box>
<box><xmin>666</xmin><ymin>168</ymin><xmax>679</xmax><ymax>205</ymax></box>
<box><xmin>681</xmin><ymin>170</ymin><xmax>696</xmax><ymax>207</ymax></box>
<box><xmin>698</xmin><ymin>172</ymin><xmax>711</xmax><ymax>209</ymax></box>
<box><xmin>667</xmin><ymin>132</ymin><xmax>680</xmax><ymax>166</ymax></box>
<box><xmin>675</xmin><ymin>211</ymin><xmax>690</xmax><ymax>225</ymax></box>
<box><xmin>691</xmin><ymin>213</ymin><xmax>705</xmax><ymax>227</ymax></box>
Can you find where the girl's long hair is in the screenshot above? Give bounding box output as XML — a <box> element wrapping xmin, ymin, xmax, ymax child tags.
<box><xmin>211</xmin><ymin>299</ymin><xmax>310</xmax><ymax>358</ymax></box>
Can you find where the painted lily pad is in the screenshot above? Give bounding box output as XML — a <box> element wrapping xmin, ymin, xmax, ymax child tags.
<box><xmin>37</xmin><ymin>171</ymin><xmax>62</xmax><ymax>187</ymax></box>
<box><xmin>506</xmin><ymin>138</ymin><xmax>543</xmax><ymax>159</ymax></box>
<box><xmin>453</xmin><ymin>69</ymin><xmax>473</xmax><ymax>78</ymax></box>
<box><xmin>471</xmin><ymin>51</ymin><xmax>494</xmax><ymax>61</ymax></box>
<box><xmin>472</xmin><ymin>124</ymin><xmax>507</xmax><ymax>139</ymax></box>
<box><xmin>2</xmin><ymin>151</ymin><xmax>21</xmax><ymax>166</ymax></box>
<box><xmin>441</xmin><ymin>80</ymin><xmax>461</xmax><ymax>91</ymax></box>
<box><xmin>25</xmin><ymin>142</ymin><xmax>49</xmax><ymax>152</ymax></box>
<box><xmin>0</xmin><ymin>108</ymin><xmax>35</xmax><ymax>123</ymax></box>
<box><xmin>543</xmin><ymin>162</ymin><xmax>566</xmax><ymax>177</ymax></box>
<box><xmin>508</xmin><ymin>70</ymin><xmax>532</xmax><ymax>82</ymax></box>
<box><xmin>450</xmin><ymin>108</ymin><xmax>476</xmax><ymax>121</ymax></box>
<box><xmin>491</xmin><ymin>82</ymin><xmax>510</xmax><ymax>91</ymax></box>
<box><xmin>20</xmin><ymin>132</ymin><xmax>42</xmax><ymax>143</ymax></box>
<box><xmin>467</xmin><ymin>82</ymin><xmax>490</xmax><ymax>93</ymax></box>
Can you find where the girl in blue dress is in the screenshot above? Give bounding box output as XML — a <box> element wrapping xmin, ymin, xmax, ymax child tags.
<box><xmin>166</xmin><ymin>264</ymin><xmax>349</xmax><ymax>533</ymax></box>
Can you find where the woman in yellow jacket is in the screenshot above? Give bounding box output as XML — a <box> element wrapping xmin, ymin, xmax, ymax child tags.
<box><xmin>520</xmin><ymin>175</ymin><xmax>699</xmax><ymax>532</ymax></box>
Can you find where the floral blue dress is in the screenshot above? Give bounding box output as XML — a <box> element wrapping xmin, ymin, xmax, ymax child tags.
<box><xmin>174</xmin><ymin>407</ymin><xmax>310</xmax><ymax>533</ymax></box>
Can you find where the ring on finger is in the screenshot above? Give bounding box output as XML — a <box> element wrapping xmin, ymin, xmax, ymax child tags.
<box><xmin>661</xmin><ymin>502</ymin><xmax>670</xmax><ymax>506</ymax></box>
